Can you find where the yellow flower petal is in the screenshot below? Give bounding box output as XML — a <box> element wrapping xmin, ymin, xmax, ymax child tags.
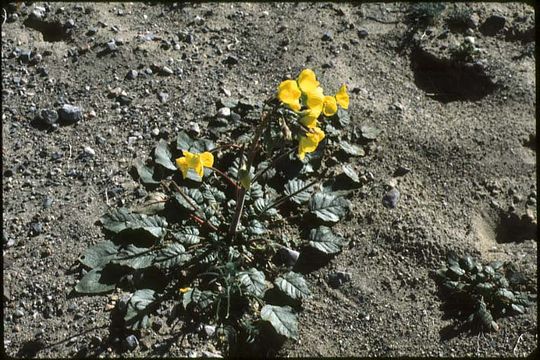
<box><xmin>179</xmin><ymin>287</ymin><xmax>191</xmax><ymax>294</ymax></box>
<box><xmin>306</xmin><ymin>87</ymin><xmax>324</xmax><ymax>114</ymax></box>
<box><xmin>300</xmin><ymin>114</ymin><xmax>319</xmax><ymax>128</ymax></box>
<box><xmin>322</xmin><ymin>96</ymin><xmax>337</xmax><ymax>117</ymax></box>
<box><xmin>176</xmin><ymin>157</ymin><xmax>189</xmax><ymax>178</ymax></box>
<box><xmin>277</xmin><ymin>80</ymin><xmax>301</xmax><ymax>111</ymax></box>
<box><xmin>200</xmin><ymin>152</ymin><xmax>214</xmax><ymax>168</ymax></box>
<box><xmin>298</xmin><ymin>127</ymin><xmax>325</xmax><ymax>160</ymax></box>
<box><xmin>297</xmin><ymin>69</ymin><xmax>319</xmax><ymax>93</ymax></box>
<box><xmin>336</xmin><ymin>84</ymin><xmax>349</xmax><ymax>109</ymax></box>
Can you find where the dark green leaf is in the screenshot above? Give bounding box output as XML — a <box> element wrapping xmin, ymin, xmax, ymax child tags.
<box><xmin>341</xmin><ymin>164</ymin><xmax>360</xmax><ymax>183</ymax></box>
<box><xmin>173</xmin><ymin>188</ymin><xmax>204</xmax><ymax>212</ymax></box>
<box><xmin>252</xmin><ymin>198</ymin><xmax>278</xmax><ymax>217</ymax></box>
<box><xmin>101</xmin><ymin>208</ymin><xmax>168</xmax><ymax>240</ymax></box>
<box><xmin>182</xmin><ymin>288</ymin><xmax>216</xmax><ymax>311</ymax></box>
<box><xmin>248</xmin><ymin>219</ymin><xmax>267</xmax><ymax>236</ymax></box>
<box><xmin>125</xmin><ymin>289</ymin><xmax>156</xmax><ymax>328</ymax></box>
<box><xmin>153</xmin><ymin>243</ymin><xmax>190</xmax><ymax>269</ymax></box>
<box><xmin>511</xmin><ymin>304</ymin><xmax>525</xmax><ymax>314</ymax></box>
<box><xmin>237</xmin><ymin>268</ymin><xmax>266</xmax><ymax>297</ymax></box>
<box><xmin>112</xmin><ymin>244</ymin><xmax>156</xmax><ymax>269</ymax></box>
<box><xmin>284</xmin><ymin>179</ymin><xmax>312</xmax><ymax>204</ymax></box>
<box><xmin>75</xmin><ymin>268</ymin><xmax>116</xmax><ymax>294</ymax></box>
<box><xmin>133</xmin><ymin>158</ymin><xmax>159</xmax><ymax>185</ymax></box>
<box><xmin>495</xmin><ymin>288</ymin><xmax>515</xmax><ymax>302</ymax></box>
<box><xmin>459</xmin><ymin>255</ymin><xmax>474</xmax><ymax>272</ymax></box>
<box><xmin>448</xmin><ymin>264</ymin><xmax>465</xmax><ymax>277</ymax></box>
<box><xmin>308</xmin><ymin>193</ymin><xmax>350</xmax><ymax>223</ymax></box>
<box><xmin>334</xmin><ymin>108</ymin><xmax>350</xmax><ymax>127</ymax></box>
<box><xmin>308</xmin><ymin>226</ymin><xmax>346</xmax><ymax>254</ymax></box>
<box><xmin>260</xmin><ymin>305</ymin><xmax>298</xmax><ymax>339</ymax></box>
<box><xmin>176</xmin><ymin>131</ymin><xmax>214</xmax><ymax>153</ymax></box>
<box><xmin>274</xmin><ymin>272</ymin><xmax>311</xmax><ymax>300</ymax></box>
<box><xmin>78</xmin><ymin>240</ymin><xmax>120</xmax><ymax>269</ymax></box>
<box><xmin>172</xmin><ymin>226</ymin><xmax>202</xmax><ymax>245</ymax></box>
<box><xmin>154</xmin><ymin>139</ymin><xmax>177</xmax><ymax>171</ymax></box>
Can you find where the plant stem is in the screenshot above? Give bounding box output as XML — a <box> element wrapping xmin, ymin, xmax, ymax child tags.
<box><xmin>263</xmin><ymin>179</ymin><xmax>318</xmax><ymax>211</ymax></box>
<box><xmin>252</xmin><ymin>146</ymin><xmax>297</xmax><ymax>183</ymax></box>
<box><xmin>227</xmin><ymin>101</ymin><xmax>279</xmax><ymax>241</ymax></box>
<box><xmin>209</xmin><ymin>166</ymin><xmax>240</xmax><ymax>190</ymax></box>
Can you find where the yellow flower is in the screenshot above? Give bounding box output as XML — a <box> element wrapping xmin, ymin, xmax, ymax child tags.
<box><xmin>297</xmin><ymin>69</ymin><xmax>319</xmax><ymax>93</ymax></box>
<box><xmin>299</xmin><ymin>108</ymin><xmax>320</xmax><ymax>128</ymax></box>
<box><xmin>179</xmin><ymin>287</ymin><xmax>191</xmax><ymax>294</ymax></box>
<box><xmin>335</xmin><ymin>84</ymin><xmax>349</xmax><ymax>109</ymax></box>
<box><xmin>298</xmin><ymin>127</ymin><xmax>325</xmax><ymax>160</ymax></box>
<box><xmin>322</xmin><ymin>95</ymin><xmax>337</xmax><ymax>117</ymax></box>
<box><xmin>305</xmin><ymin>87</ymin><xmax>324</xmax><ymax>116</ymax></box>
<box><xmin>277</xmin><ymin>80</ymin><xmax>301</xmax><ymax>111</ymax></box>
<box><xmin>175</xmin><ymin>150</ymin><xmax>214</xmax><ymax>178</ymax></box>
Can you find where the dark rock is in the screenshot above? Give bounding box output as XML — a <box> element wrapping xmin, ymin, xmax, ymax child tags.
<box><xmin>29</xmin><ymin>222</ymin><xmax>44</xmax><ymax>236</ymax></box>
<box><xmin>327</xmin><ymin>271</ymin><xmax>352</xmax><ymax>288</ymax></box>
<box><xmin>43</xmin><ymin>196</ymin><xmax>54</xmax><ymax>209</ymax></box>
<box><xmin>480</xmin><ymin>15</ymin><xmax>506</xmax><ymax>36</ymax></box>
<box><xmin>393</xmin><ymin>166</ymin><xmax>410</xmax><ymax>177</ymax></box>
<box><xmin>64</xmin><ymin>19</ymin><xmax>75</xmax><ymax>29</ymax></box>
<box><xmin>36</xmin><ymin>109</ymin><xmax>59</xmax><ymax>126</ymax></box>
<box><xmin>222</xmin><ymin>55</ymin><xmax>238</xmax><ymax>65</ymax></box>
<box><xmin>157</xmin><ymin>92</ymin><xmax>169</xmax><ymax>103</ymax></box>
<box><xmin>58</xmin><ymin>104</ymin><xmax>83</xmax><ymax>124</ymax></box>
<box><xmin>126</xmin><ymin>69</ymin><xmax>138</xmax><ymax>80</ymax></box>
<box><xmin>86</xmin><ymin>27</ymin><xmax>97</xmax><ymax>36</ymax></box>
<box><xmin>123</xmin><ymin>335</ymin><xmax>139</xmax><ymax>351</ymax></box>
<box><xmin>357</xmin><ymin>29</ymin><xmax>369</xmax><ymax>38</ymax></box>
<box><xmin>322</xmin><ymin>31</ymin><xmax>333</xmax><ymax>41</ymax></box>
<box><xmin>19</xmin><ymin>50</ymin><xmax>32</xmax><ymax>63</ymax></box>
<box><xmin>117</xmin><ymin>95</ymin><xmax>132</xmax><ymax>106</ymax></box>
<box><xmin>37</xmin><ymin>67</ymin><xmax>48</xmax><ymax>78</ymax></box>
<box><xmin>106</xmin><ymin>41</ymin><xmax>118</xmax><ymax>52</ymax></box>
<box><xmin>382</xmin><ymin>188</ymin><xmax>400</xmax><ymax>208</ymax></box>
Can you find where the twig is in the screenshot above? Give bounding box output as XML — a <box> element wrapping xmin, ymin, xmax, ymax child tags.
<box><xmin>263</xmin><ymin>179</ymin><xmax>318</xmax><ymax>211</ymax></box>
<box><xmin>252</xmin><ymin>146</ymin><xmax>296</xmax><ymax>183</ymax></box>
<box><xmin>2</xmin><ymin>8</ymin><xmax>7</xmax><ymax>26</ymax></box>
<box><xmin>209</xmin><ymin>166</ymin><xmax>239</xmax><ymax>190</ymax></box>
<box><xmin>513</xmin><ymin>333</ymin><xmax>525</xmax><ymax>356</ymax></box>
<box><xmin>168</xmin><ymin>180</ymin><xmax>200</xmax><ymax>212</ymax></box>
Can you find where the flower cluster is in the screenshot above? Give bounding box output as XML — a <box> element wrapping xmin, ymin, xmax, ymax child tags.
<box><xmin>175</xmin><ymin>150</ymin><xmax>214</xmax><ymax>179</ymax></box>
<box><xmin>277</xmin><ymin>69</ymin><xmax>349</xmax><ymax>160</ymax></box>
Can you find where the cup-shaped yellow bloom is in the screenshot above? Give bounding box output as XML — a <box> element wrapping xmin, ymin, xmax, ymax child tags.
<box><xmin>179</xmin><ymin>287</ymin><xmax>191</xmax><ymax>294</ymax></box>
<box><xmin>335</xmin><ymin>84</ymin><xmax>349</xmax><ymax>109</ymax></box>
<box><xmin>297</xmin><ymin>69</ymin><xmax>319</xmax><ymax>93</ymax></box>
<box><xmin>298</xmin><ymin>127</ymin><xmax>325</xmax><ymax>160</ymax></box>
<box><xmin>305</xmin><ymin>87</ymin><xmax>324</xmax><ymax>116</ymax></box>
<box><xmin>176</xmin><ymin>150</ymin><xmax>214</xmax><ymax>178</ymax></box>
<box><xmin>277</xmin><ymin>80</ymin><xmax>301</xmax><ymax>111</ymax></box>
<box><xmin>322</xmin><ymin>95</ymin><xmax>338</xmax><ymax>117</ymax></box>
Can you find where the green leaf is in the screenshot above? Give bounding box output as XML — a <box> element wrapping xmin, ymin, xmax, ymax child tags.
<box><xmin>308</xmin><ymin>226</ymin><xmax>346</xmax><ymax>254</ymax></box>
<box><xmin>360</xmin><ymin>125</ymin><xmax>381</xmax><ymax>140</ymax></box>
<box><xmin>101</xmin><ymin>208</ymin><xmax>168</xmax><ymax>240</ymax></box>
<box><xmin>133</xmin><ymin>158</ymin><xmax>159</xmax><ymax>185</ymax></box>
<box><xmin>334</xmin><ymin>108</ymin><xmax>350</xmax><ymax>128</ymax></box>
<box><xmin>153</xmin><ymin>243</ymin><xmax>191</xmax><ymax>269</ymax></box>
<box><xmin>236</xmin><ymin>268</ymin><xmax>266</xmax><ymax>297</ymax></box>
<box><xmin>260</xmin><ymin>305</ymin><xmax>298</xmax><ymax>339</ymax></box>
<box><xmin>112</xmin><ymin>244</ymin><xmax>156</xmax><ymax>269</ymax></box>
<box><xmin>339</xmin><ymin>141</ymin><xmax>365</xmax><ymax>157</ymax></box>
<box><xmin>252</xmin><ymin>198</ymin><xmax>278</xmax><ymax>217</ymax></box>
<box><xmin>125</xmin><ymin>289</ymin><xmax>156</xmax><ymax>329</ymax></box>
<box><xmin>247</xmin><ymin>219</ymin><xmax>267</xmax><ymax>236</ymax></box>
<box><xmin>154</xmin><ymin>139</ymin><xmax>177</xmax><ymax>171</ymax></box>
<box><xmin>78</xmin><ymin>240</ymin><xmax>120</xmax><ymax>269</ymax></box>
<box><xmin>274</xmin><ymin>272</ymin><xmax>311</xmax><ymax>300</ymax></box>
<box><xmin>202</xmin><ymin>184</ymin><xmax>226</xmax><ymax>205</ymax></box>
<box><xmin>284</xmin><ymin>179</ymin><xmax>312</xmax><ymax>204</ymax></box>
<box><xmin>176</xmin><ymin>131</ymin><xmax>215</xmax><ymax>153</ymax></box>
<box><xmin>75</xmin><ymin>268</ymin><xmax>116</xmax><ymax>294</ymax></box>
<box><xmin>173</xmin><ymin>188</ymin><xmax>204</xmax><ymax>212</ymax></box>
<box><xmin>172</xmin><ymin>226</ymin><xmax>203</xmax><ymax>245</ymax></box>
<box><xmin>182</xmin><ymin>288</ymin><xmax>216</xmax><ymax>311</ymax></box>
<box><xmin>308</xmin><ymin>193</ymin><xmax>350</xmax><ymax>223</ymax></box>
<box><xmin>341</xmin><ymin>164</ymin><xmax>360</xmax><ymax>184</ymax></box>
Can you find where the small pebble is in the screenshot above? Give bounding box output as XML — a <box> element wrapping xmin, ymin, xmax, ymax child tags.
<box><xmin>357</xmin><ymin>29</ymin><xmax>369</xmax><ymax>38</ymax></box>
<box><xmin>322</xmin><ymin>31</ymin><xmax>333</xmax><ymax>41</ymax></box>
<box><xmin>37</xmin><ymin>109</ymin><xmax>59</xmax><ymax>126</ymax></box>
<box><xmin>158</xmin><ymin>92</ymin><xmax>169</xmax><ymax>103</ymax></box>
<box><xmin>126</xmin><ymin>70</ymin><xmax>138</xmax><ymax>80</ymax></box>
<box><xmin>83</xmin><ymin>146</ymin><xmax>96</xmax><ymax>157</ymax></box>
<box><xmin>58</xmin><ymin>104</ymin><xmax>83</xmax><ymax>124</ymax></box>
<box><xmin>161</xmin><ymin>66</ymin><xmax>174</xmax><ymax>75</ymax></box>
<box><xmin>123</xmin><ymin>335</ymin><xmax>139</xmax><ymax>351</ymax></box>
<box><xmin>327</xmin><ymin>271</ymin><xmax>351</xmax><ymax>288</ymax></box>
<box><xmin>217</xmin><ymin>107</ymin><xmax>231</xmax><ymax>117</ymax></box>
<box><xmin>151</xmin><ymin>128</ymin><xmax>160</xmax><ymax>137</ymax></box>
<box><xmin>43</xmin><ymin>196</ymin><xmax>54</xmax><ymax>209</ymax></box>
<box><xmin>382</xmin><ymin>188</ymin><xmax>400</xmax><ymax>209</ymax></box>
<box><xmin>30</xmin><ymin>222</ymin><xmax>44</xmax><ymax>236</ymax></box>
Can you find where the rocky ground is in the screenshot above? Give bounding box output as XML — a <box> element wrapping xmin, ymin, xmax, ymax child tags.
<box><xmin>2</xmin><ymin>2</ymin><xmax>537</xmax><ymax>358</ymax></box>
